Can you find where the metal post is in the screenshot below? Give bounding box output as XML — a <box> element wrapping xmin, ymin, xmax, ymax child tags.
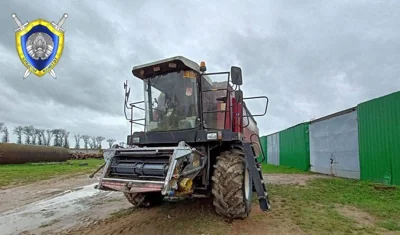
<box><xmin>130</xmin><ymin>107</ymin><xmax>133</xmax><ymax>136</ymax></box>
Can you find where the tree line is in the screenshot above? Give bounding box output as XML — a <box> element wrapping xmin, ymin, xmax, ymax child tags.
<box><xmin>0</xmin><ymin>123</ymin><xmax>125</xmax><ymax>149</ymax></box>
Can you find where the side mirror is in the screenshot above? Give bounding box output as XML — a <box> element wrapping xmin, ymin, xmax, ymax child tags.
<box><xmin>235</xmin><ymin>90</ymin><xmax>243</xmax><ymax>103</ymax></box>
<box><xmin>231</xmin><ymin>66</ymin><xmax>243</xmax><ymax>86</ymax></box>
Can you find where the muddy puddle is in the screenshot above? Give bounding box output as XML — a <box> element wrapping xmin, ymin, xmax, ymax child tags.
<box><xmin>0</xmin><ymin>182</ymin><xmax>128</xmax><ymax>235</ymax></box>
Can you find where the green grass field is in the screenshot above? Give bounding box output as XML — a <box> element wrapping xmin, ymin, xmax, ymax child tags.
<box><xmin>0</xmin><ymin>159</ymin><xmax>104</xmax><ymax>188</ymax></box>
<box><xmin>104</xmin><ymin>164</ymin><xmax>400</xmax><ymax>234</ymax></box>
<box><xmin>259</xmin><ymin>163</ymin><xmax>400</xmax><ymax>234</ymax></box>
<box><xmin>261</xmin><ymin>163</ymin><xmax>310</xmax><ymax>174</ymax></box>
<box><xmin>269</xmin><ymin>177</ymin><xmax>400</xmax><ymax>234</ymax></box>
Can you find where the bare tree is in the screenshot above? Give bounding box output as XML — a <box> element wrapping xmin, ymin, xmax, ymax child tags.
<box><xmin>0</xmin><ymin>123</ymin><xmax>9</xmax><ymax>143</ymax></box>
<box><xmin>63</xmin><ymin>131</ymin><xmax>70</xmax><ymax>148</ymax></box>
<box><xmin>53</xmin><ymin>129</ymin><xmax>69</xmax><ymax>147</ymax></box>
<box><xmin>106</xmin><ymin>139</ymin><xmax>116</xmax><ymax>148</ymax></box>
<box><xmin>81</xmin><ymin>135</ymin><xmax>90</xmax><ymax>149</ymax></box>
<box><xmin>23</xmin><ymin>126</ymin><xmax>30</xmax><ymax>144</ymax></box>
<box><xmin>96</xmin><ymin>136</ymin><xmax>105</xmax><ymax>149</ymax></box>
<box><xmin>38</xmin><ymin>129</ymin><xmax>45</xmax><ymax>145</ymax></box>
<box><xmin>52</xmin><ymin>129</ymin><xmax>62</xmax><ymax>146</ymax></box>
<box><xmin>74</xmin><ymin>134</ymin><xmax>81</xmax><ymax>149</ymax></box>
<box><xmin>90</xmin><ymin>136</ymin><xmax>97</xmax><ymax>149</ymax></box>
<box><xmin>23</xmin><ymin>125</ymin><xmax>35</xmax><ymax>144</ymax></box>
<box><xmin>45</xmin><ymin>129</ymin><xmax>53</xmax><ymax>146</ymax></box>
<box><xmin>31</xmin><ymin>128</ymin><xmax>38</xmax><ymax>145</ymax></box>
<box><xmin>35</xmin><ymin>129</ymin><xmax>42</xmax><ymax>145</ymax></box>
<box><xmin>13</xmin><ymin>126</ymin><xmax>24</xmax><ymax>144</ymax></box>
<box><xmin>2</xmin><ymin>127</ymin><xmax>9</xmax><ymax>143</ymax></box>
<box><xmin>0</xmin><ymin>123</ymin><xmax>4</xmax><ymax>142</ymax></box>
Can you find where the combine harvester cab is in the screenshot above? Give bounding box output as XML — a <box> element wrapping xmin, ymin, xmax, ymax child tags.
<box><xmin>94</xmin><ymin>56</ymin><xmax>271</xmax><ymax>219</ymax></box>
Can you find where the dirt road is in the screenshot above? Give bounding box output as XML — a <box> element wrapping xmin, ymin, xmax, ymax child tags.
<box><xmin>0</xmin><ymin>173</ymin><xmax>327</xmax><ymax>235</ymax></box>
<box><xmin>0</xmin><ymin>173</ymin><xmax>130</xmax><ymax>235</ymax></box>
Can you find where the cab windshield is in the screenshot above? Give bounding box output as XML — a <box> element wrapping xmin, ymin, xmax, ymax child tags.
<box><xmin>143</xmin><ymin>70</ymin><xmax>199</xmax><ymax>132</ymax></box>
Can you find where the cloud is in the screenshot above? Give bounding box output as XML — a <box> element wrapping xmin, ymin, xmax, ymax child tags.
<box><xmin>0</xmin><ymin>0</ymin><xmax>399</xmax><ymax>147</ymax></box>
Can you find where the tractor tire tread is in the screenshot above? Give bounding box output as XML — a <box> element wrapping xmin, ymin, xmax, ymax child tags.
<box><xmin>124</xmin><ymin>192</ymin><xmax>164</xmax><ymax>208</ymax></box>
<box><xmin>211</xmin><ymin>149</ymin><xmax>250</xmax><ymax>219</ymax></box>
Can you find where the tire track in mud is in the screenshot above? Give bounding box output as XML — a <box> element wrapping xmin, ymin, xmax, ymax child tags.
<box><xmin>68</xmin><ymin>173</ymin><xmax>326</xmax><ymax>235</ymax></box>
<box><xmin>0</xmin><ymin>173</ymin><xmax>328</xmax><ymax>235</ymax></box>
<box><xmin>69</xmin><ymin>197</ymin><xmax>306</xmax><ymax>235</ymax></box>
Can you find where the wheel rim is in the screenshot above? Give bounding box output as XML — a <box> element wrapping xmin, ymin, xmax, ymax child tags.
<box><xmin>244</xmin><ymin>168</ymin><xmax>250</xmax><ymax>201</ymax></box>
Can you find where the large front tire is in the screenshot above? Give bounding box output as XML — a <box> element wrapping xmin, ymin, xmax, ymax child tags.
<box><xmin>124</xmin><ymin>192</ymin><xmax>164</xmax><ymax>207</ymax></box>
<box><xmin>211</xmin><ymin>149</ymin><xmax>252</xmax><ymax>219</ymax></box>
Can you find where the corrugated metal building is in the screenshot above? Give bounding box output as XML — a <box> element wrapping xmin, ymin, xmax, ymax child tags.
<box><xmin>259</xmin><ymin>90</ymin><xmax>400</xmax><ymax>185</ymax></box>
<box><xmin>257</xmin><ymin>136</ymin><xmax>268</xmax><ymax>163</ymax></box>
<box><xmin>309</xmin><ymin>107</ymin><xmax>360</xmax><ymax>179</ymax></box>
<box><xmin>267</xmin><ymin>133</ymin><xmax>280</xmax><ymax>165</ymax></box>
<box><xmin>357</xmin><ymin>91</ymin><xmax>400</xmax><ymax>185</ymax></box>
<box><xmin>279</xmin><ymin>123</ymin><xmax>310</xmax><ymax>171</ymax></box>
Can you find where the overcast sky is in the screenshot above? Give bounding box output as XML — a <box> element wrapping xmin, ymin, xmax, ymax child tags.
<box><xmin>0</xmin><ymin>0</ymin><xmax>399</xmax><ymax>147</ymax></box>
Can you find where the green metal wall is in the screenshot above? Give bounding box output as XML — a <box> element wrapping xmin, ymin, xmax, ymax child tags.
<box><xmin>279</xmin><ymin>123</ymin><xmax>310</xmax><ymax>171</ymax></box>
<box><xmin>257</xmin><ymin>136</ymin><xmax>268</xmax><ymax>164</ymax></box>
<box><xmin>357</xmin><ymin>91</ymin><xmax>400</xmax><ymax>185</ymax></box>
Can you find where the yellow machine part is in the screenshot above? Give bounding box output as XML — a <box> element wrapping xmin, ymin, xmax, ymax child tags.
<box><xmin>178</xmin><ymin>177</ymin><xmax>193</xmax><ymax>192</ymax></box>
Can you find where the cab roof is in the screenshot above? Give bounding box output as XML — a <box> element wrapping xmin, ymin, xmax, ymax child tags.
<box><xmin>132</xmin><ymin>56</ymin><xmax>212</xmax><ymax>85</ymax></box>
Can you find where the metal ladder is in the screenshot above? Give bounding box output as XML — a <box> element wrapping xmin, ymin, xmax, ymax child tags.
<box><xmin>242</xmin><ymin>142</ymin><xmax>271</xmax><ymax>211</ymax></box>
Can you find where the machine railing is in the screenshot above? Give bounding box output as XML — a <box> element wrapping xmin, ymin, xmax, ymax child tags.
<box><xmin>129</xmin><ymin>101</ymin><xmax>146</xmax><ymax>127</ymax></box>
<box><xmin>242</xmin><ymin>96</ymin><xmax>269</xmax><ymax>128</ymax></box>
<box><xmin>200</xmin><ymin>71</ymin><xmax>233</xmax><ymax>131</ymax></box>
<box><xmin>124</xmin><ymin>80</ymin><xmax>146</xmax><ymax>136</ymax></box>
<box><xmin>200</xmin><ymin>87</ymin><xmax>231</xmax><ymax>130</ymax></box>
<box><xmin>123</xmin><ymin>74</ymin><xmax>269</xmax><ymax>136</ymax></box>
<box><xmin>250</xmin><ymin>133</ymin><xmax>266</xmax><ymax>164</ymax></box>
<box><xmin>243</xmin><ymin>96</ymin><xmax>269</xmax><ymax>117</ymax></box>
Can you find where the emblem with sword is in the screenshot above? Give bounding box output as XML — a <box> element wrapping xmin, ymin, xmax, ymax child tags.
<box><xmin>12</xmin><ymin>13</ymin><xmax>68</xmax><ymax>79</ymax></box>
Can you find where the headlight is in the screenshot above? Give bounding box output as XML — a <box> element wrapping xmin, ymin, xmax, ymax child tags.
<box><xmin>207</xmin><ymin>132</ymin><xmax>217</xmax><ymax>140</ymax></box>
<box><xmin>131</xmin><ymin>137</ymin><xmax>140</xmax><ymax>143</ymax></box>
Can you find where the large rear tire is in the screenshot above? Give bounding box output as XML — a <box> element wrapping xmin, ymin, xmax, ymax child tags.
<box><xmin>211</xmin><ymin>149</ymin><xmax>252</xmax><ymax>219</ymax></box>
<box><xmin>124</xmin><ymin>192</ymin><xmax>164</xmax><ymax>207</ymax></box>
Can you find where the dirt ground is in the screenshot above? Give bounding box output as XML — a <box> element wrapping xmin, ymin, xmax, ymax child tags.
<box><xmin>0</xmin><ymin>172</ymin><xmax>359</xmax><ymax>235</ymax></box>
<box><xmin>0</xmin><ymin>172</ymin><xmax>130</xmax><ymax>235</ymax></box>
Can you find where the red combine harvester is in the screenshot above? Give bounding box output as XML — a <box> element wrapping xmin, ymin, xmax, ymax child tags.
<box><xmin>93</xmin><ymin>56</ymin><xmax>270</xmax><ymax>219</ymax></box>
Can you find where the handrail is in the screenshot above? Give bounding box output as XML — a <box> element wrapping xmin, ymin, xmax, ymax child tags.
<box><xmin>243</xmin><ymin>96</ymin><xmax>269</xmax><ymax>117</ymax></box>
<box><xmin>242</xmin><ymin>102</ymin><xmax>251</xmax><ymax>128</ymax></box>
<box><xmin>250</xmin><ymin>133</ymin><xmax>266</xmax><ymax>164</ymax></box>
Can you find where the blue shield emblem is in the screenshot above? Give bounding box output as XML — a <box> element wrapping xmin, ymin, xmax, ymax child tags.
<box><xmin>13</xmin><ymin>14</ymin><xmax>68</xmax><ymax>79</ymax></box>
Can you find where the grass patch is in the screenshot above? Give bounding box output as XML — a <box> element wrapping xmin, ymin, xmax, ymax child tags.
<box><xmin>378</xmin><ymin>220</ymin><xmax>400</xmax><ymax>231</ymax></box>
<box><xmin>0</xmin><ymin>158</ymin><xmax>104</xmax><ymax>188</ymax></box>
<box><xmin>261</xmin><ymin>163</ymin><xmax>309</xmax><ymax>174</ymax></box>
<box><xmin>269</xmin><ymin>177</ymin><xmax>400</xmax><ymax>234</ymax></box>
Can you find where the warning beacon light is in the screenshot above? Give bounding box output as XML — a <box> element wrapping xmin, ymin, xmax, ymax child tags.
<box><xmin>200</xmin><ymin>61</ymin><xmax>207</xmax><ymax>72</ymax></box>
